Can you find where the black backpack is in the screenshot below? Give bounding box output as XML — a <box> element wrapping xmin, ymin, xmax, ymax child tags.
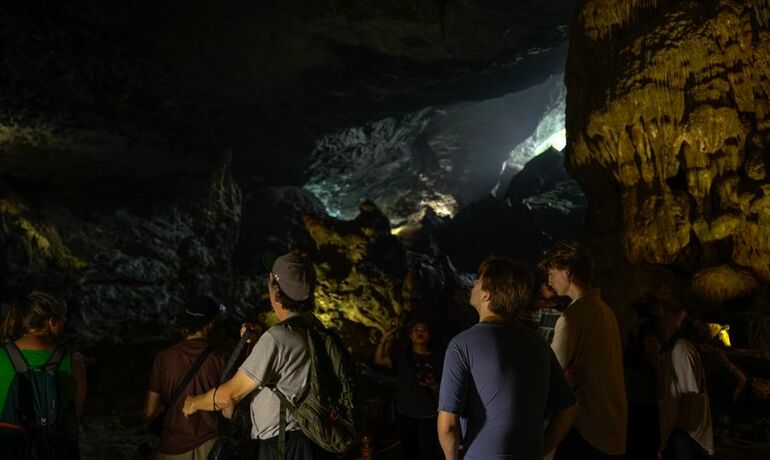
<box><xmin>0</xmin><ymin>340</ymin><xmax>78</xmax><ymax>460</ymax></box>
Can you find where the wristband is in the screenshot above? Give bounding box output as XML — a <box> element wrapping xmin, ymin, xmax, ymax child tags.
<box><xmin>212</xmin><ymin>386</ymin><xmax>220</xmax><ymax>411</ymax></box>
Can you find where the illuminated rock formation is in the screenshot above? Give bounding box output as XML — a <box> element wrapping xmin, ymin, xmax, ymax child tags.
<box><xmin>567</xmin><ymin>0</ymin><xmax>770</xmax><ymax>305</ymax></box>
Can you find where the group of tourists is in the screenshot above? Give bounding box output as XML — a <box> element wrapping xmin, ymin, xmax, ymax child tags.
<box><xmin>0</xmin><ymin>242</ymin><xmax>716</xmax><ymax>460</ymax></box>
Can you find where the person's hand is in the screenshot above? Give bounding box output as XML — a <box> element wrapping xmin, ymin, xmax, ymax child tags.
<box><xmin>419</xmin><ymin>375</ymin><xmax>438</xmax><ymax>391</ymax></box>
<box><xmin>380</xmin><ymin>325</ymin><xmax>398</xmax><ymax>343</ymax></box>
<box><xmin>656</xmin><ymin>452</ymin><xmax>663</xmax><ymax>460</ymax></box>
<box><xmin>182</xmin><ymin>395</ymin><xmax>197</xmax><ymax>417</ymax></box>
<box><xmin>240</xmin><ymin>323</ymin><xmax>262</xmax><ymax>342</ymax></box>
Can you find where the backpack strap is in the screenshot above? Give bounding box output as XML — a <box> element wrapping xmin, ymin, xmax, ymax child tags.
<box><xmin>163</xmin><ymin>346</ymin><xmax>213</xmax><ymax>410</ymax></box>
<box><xmin>278</xmin><ymin>396</ymin><xmax>287</xmax><ymax>460</ymax></box>
<box><xmin>3</xmin><ymin>340</ymin><xmax>29</xmax><ymax>373</ymax></box>
<box><xmin>3</xmin><ymin>341</ymin><xmax>68</xmax><ymax>374</ymax></box>
<box><xmin>270</xmin><ymin>375</ymin><xmax>300</xmax><ymax>460</ymax></box>
<box><xmin>43</xmin><ymin>346</ymin><xmax>67</xmax><ymax>373</ymax></box>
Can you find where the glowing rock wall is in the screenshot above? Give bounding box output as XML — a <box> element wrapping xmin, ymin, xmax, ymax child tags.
<box><xmin>567</xmin><ymin>0</ymin><xmax>770</xmax><ymax>304</ymax></box>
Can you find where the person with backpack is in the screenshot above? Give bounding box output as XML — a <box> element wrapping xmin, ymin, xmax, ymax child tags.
<box><xmin>0</xmin><ymin>291</ymin><xmax>87</xmax><ymax>460</ymax></box>
<box><xmin>143</xmin><ymin>295</ymin><xmax>227</xmax><ymax>460</ymax></box>
<box><xmin>183</xmin><ymin>252</ymin><xmax>359</xmax><ymax>460</ymax></box>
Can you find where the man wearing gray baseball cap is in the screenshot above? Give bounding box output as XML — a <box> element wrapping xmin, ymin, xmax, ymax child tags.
<box><xmin>183</xmin><ymin>252</ymin><xmax>323</xmax><ymax>459</ymax></box>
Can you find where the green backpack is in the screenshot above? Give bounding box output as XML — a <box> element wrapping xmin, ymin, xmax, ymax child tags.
<box><xmin>271</xmin><ymin>315</ymin><xmax>362</xmax><ymax>459</ymax></box>
<box><xmin>1</xmin><ymin>341</ymin><xmax>77</xmax><ymax>460</ymax></box>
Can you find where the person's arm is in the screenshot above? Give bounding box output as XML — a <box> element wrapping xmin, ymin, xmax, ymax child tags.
<box><xmin>437</xmin><ymin>411</ymin><xmax>462</xmax><ymax>460</ymax></box>
<box><xmin>143</xmin><ymin>391</ymin><xmax>162</xmax><ymax>420</ymax></box>
<box><xmin>671</xmin><ymin>339</ymin><xmax>709</xmax><ymax>432</ymax></box>
<box><xmin>543</xmin><ymin>403</ymin><xmax>578</xmax><ymax>455</ymax></box>
<box><xmin>551</xmin><ymin>315</ymin><xmax>581</xmax><ymax>388</ymax></box>
<box><xmin>544</xmin><ymin>349</ymin><xmax>579</xmax><ymax>455</ymax></box>
<box><xmin>437</xmin><ymin>341</ymin><xmax>468</xmax><ymax>459</ymax></box>
<box><xmin>71</xmin><ymin>351</ymin><xmax>87</xmax><ymax>420</ymax></box>
<box><xmin>183</xmin><ymin>370</ymin><xmax>259</xmax><ymax>416</ymax></box>
<box><xmin>184</xmin><ymin>330</ymin><xmax>279</xmax><ymax>416</ymax></box>
<box><xmin>373</xmin><ymin>327</ymin><xmax>397</xmax><ymax>367</ymax></box>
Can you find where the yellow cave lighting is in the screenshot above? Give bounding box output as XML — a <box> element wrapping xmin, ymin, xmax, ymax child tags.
<box><xmin>707</xmin><ymin>323</ymin><xmax>731</xmax><ymax>347</ymax></box>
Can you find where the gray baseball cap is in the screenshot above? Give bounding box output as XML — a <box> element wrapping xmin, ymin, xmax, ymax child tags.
<box><xmin>271</xmin><ymin>253</ymin><xmax>315</xmax><ymax>301</ymax></box>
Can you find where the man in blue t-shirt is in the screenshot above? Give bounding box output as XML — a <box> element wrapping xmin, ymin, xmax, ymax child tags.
<box><xmin>437</xmin><ymin>257</ymin><xmax>578</xmax><ymax>460</ymax></box>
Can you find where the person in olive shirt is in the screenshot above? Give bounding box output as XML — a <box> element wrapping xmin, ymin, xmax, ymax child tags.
<box><xmin>539</xmin><ymin>240</ymin><xmax>628</xmax><ymax>459</ymax></box>
<box><xmin>374</xmin><ymin>320</ymin><xmax>443</xmax><ymax>460</ymax></box>
<box><xmin>144</xmin><ymin>296</ymin><xmax>226</xmax><ymax>460</ymax></box>
<box><xmin>0</xmin><ymin>291</ymin><xmax>87</xmax><ymax>460</ymax></box>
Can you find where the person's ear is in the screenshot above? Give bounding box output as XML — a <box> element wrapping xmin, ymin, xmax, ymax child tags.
<box><xmin>47</xmin><ymin>318</ymin><xmax>62</xmax><ymax>335</ymax></box>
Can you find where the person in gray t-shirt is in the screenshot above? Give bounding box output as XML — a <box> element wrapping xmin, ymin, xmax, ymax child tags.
<box><xmin>437</xmin><ymin>257</ymin><xmax>578</xmax><ymax>460</ymax></box>
<box><xmin>183</xmin><ymin>252</ymin><xmax>323</xmax><ymax>460</ymax></box>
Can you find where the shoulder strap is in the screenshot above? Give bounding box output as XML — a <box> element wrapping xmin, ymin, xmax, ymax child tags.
<box><xmin>165</xmin><ymin>346</ymin><xmax>213</xmax><ymax>409</ymax></box>
<box><xmin>44</xmin><ymin>346</ymin><xmax>67</xmax><ymax>373</ymax></box>
<box><xmin>281</xmin><ymin>313</ymin><xmax>327</xmax><ymax>330</ymax></box>
<box><xmin>277</xmin><ymin>395</ymin><xmax>287</xmax><ymax>460</ymax></box>
<box><xmin>3</xmin><ymin>340</ymin><xmax>29</xmax><ymax>373</ymax></box>
<box><xmin>2</xmin><ymin>341</ymin><xmax>69</xmax><ymax>374</ymax></box>
<box><xmin>219</xmin><ymin>330</ymin><xmax>258</xmax><ymax>384</ymax></box>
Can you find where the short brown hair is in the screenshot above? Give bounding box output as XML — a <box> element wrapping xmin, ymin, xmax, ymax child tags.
<box><xmin>538</xmin><ymin>240</ymin><xmax>593</xmax><ymax>284</ymax></box>
<box><xmin>479</xmin><ymin>257</ymin><xmax>533</xmax><ymax>320</ymax></box>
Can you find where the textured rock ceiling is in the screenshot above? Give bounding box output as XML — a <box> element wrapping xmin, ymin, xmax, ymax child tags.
<box><xmin>567</xmin><ymin>0</ymin><xmax>770</xmax><ymax>305</ymax></box>
<box><xmin>0</xmin><ymin>0</ymin><xmax>575</xmax><ymax>187</ymax></box>
<box><xmin>0</xmin><ymin>0</ymin><xmax>577</xmax><ymax>346</ymax></box>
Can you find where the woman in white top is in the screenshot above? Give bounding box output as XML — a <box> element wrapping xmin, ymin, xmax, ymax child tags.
<box><xmin>657</xmin><ymin>308</ymin><xmax>714</xmax><ymax>460</ymax></box>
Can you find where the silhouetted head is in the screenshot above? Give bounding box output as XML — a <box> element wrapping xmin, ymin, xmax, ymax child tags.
<box><xmin>1</xmin><ymin>291</ymin><xmax>67</xmax><ymax>341</ymax></box>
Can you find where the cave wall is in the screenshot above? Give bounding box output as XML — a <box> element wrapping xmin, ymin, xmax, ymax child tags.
<box><xmin>0</xmin><ymin>158</ymin><xmax>242</xmax><ymax>344</ymax></box>
<box><xmin>567</xmin><ymin>0</ymin><xmax>770</xmax><ymax>308</ymax></box>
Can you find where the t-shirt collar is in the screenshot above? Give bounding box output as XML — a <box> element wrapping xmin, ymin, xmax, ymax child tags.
<box><xmin>567</xmin><ymin>287</ymin><xmax>600</xmax><ymax>308</ymax></box>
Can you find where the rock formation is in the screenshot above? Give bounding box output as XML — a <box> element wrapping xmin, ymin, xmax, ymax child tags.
<box><xmin>567</xmin><ymin>0</ymin><xmax>770</xmax><ymax>307</ymax></box>
<box><xmin>0</xmin><ymin>157</ymin><xmax>241</xmax><ymax>344</ymax></box>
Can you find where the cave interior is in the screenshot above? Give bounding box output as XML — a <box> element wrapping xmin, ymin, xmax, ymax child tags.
<box><xmin>1</xmin><ymin>0</ymin><xmax>770</xmax><ymax>458</ymax></box>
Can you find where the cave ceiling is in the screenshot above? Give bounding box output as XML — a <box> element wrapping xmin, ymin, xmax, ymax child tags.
<box><xmin>0</xmin><ymin>0</ymin><xmax>575</xmax><ymax>190</ymax></box>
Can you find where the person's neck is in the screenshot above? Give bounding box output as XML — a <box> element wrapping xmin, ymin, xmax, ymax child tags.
<box><xmin>412</xmin><ymin>344</ymin><xmax>429</xmax><ymax>354</ymax></box>
<box><xmin>186</xmin><ymin>330</ymin><xmax>207</xmax><ymax>341</ymax></box>
<box><xmin>566</xmin><ymin>282</ymin><xmax>590</xmax><ymax>302</ymax></box>
<box><xmin>478</xmin><ymin>307</ymin><xmax>507</xmax><ymax>323</ymax></box>
<box><xmin>16</xmin><ymin>334</ymin><xmax>57</xmax><ymax>350</ymax></box>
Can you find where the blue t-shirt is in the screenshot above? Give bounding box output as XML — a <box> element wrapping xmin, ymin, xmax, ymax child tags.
<box><xmin>438</xmin><ymin>321</ymin><xmax>575</xmax><ymax>460</ymax></box>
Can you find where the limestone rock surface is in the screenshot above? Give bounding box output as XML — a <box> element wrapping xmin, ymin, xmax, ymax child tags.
<box><xmin>567</xmin><ymin>0</ymin><xmax>770</xmax><ymax>305</ymax></box>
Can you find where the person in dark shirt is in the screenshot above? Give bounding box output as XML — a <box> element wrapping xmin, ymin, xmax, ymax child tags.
<box><xmin>437</xmin><ymin>257</ymin><xmax>578</xmax><ymax>460</ymax></box>
<box><xmin>143</xmin><ymin>296</ymin><xmax>226</xmax><ymax>459</ymax></box>
<box><xmin>375</xmin><ymin>320</ymin><xmax>443</xmax><ymax>460</ymax></box>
